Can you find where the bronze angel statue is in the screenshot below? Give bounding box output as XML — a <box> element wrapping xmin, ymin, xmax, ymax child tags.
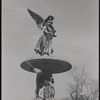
<box><xmin>27</xmin><ymin>9</ymin><xmax>57</xmax><ymax>56</ymax></box>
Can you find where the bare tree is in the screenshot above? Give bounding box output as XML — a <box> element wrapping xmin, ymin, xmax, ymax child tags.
<box><xmin>84</xmin><ymin>79</ymin><xmax>99</xmax><ymax>100</ymax></box>
<box><xmin>67</xmin><ymin>66</ymin><xmax>88</xmax><ymax>100</ymax></box>
<box><xmin>67</xmin><ymin>67</ymin><xmax>99</xmax><ymax>100</ymax></box>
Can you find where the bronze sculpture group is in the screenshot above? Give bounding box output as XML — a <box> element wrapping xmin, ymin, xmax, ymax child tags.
<box><xmin>20</xmin><ymin>9</ymin><xmax>72</xmax><ymax>100</ymax></box>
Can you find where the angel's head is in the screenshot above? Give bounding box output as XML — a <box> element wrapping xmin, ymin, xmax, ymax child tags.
<box><xmin>43</xmin><ymin>15</ymin><xmax>54</xmax><ymax>26</ymax></box>
<box><xmin>47</xmin><ymin>15</ymin><xmax>54</xmax><ymax>21</ymax></box>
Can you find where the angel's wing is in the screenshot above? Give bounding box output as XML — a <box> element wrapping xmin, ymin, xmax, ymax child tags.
<box><xmin>27</xmin><ymin>9</ymin><xmax>44</xmax><ymax>25</ymax></box>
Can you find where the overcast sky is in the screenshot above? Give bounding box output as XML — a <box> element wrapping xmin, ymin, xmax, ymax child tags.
<box><xmin>2</xmin><ymin>0</ymin><xmax>99</xmax><ymax>100</ymax></box>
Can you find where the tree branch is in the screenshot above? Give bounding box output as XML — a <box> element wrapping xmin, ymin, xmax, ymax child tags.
<box><xmin>70</xmin><ymin>91</ymin><xmax>75</xmax><ymax>100</ymax></box>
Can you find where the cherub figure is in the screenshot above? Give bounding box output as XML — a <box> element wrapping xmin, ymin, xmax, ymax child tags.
<box><xmin>27</xmin><ymin>9</ymin><xmax>57</xmax><ymax>56</ymax></box>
